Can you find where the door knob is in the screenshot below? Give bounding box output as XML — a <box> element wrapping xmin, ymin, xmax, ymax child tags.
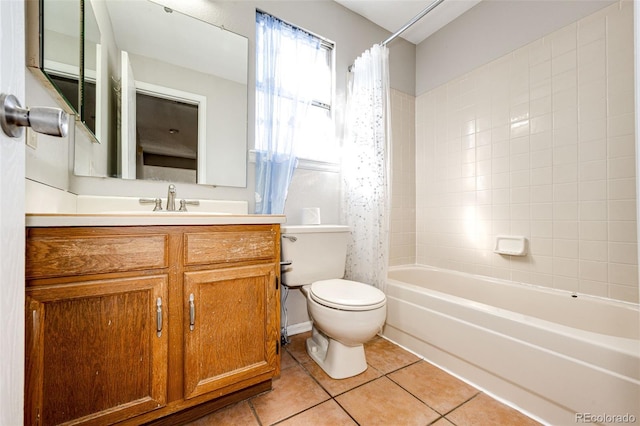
<box><xmin>0</xmin><ymin>93</ymin><xmax>68</xmax><ymax>138</ymax></box>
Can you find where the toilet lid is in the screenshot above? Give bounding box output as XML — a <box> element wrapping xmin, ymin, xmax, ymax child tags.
<box><xmin>310</xmin><ymin>279</ymin><xmax>386</xmax><ymax>311</ymax></box>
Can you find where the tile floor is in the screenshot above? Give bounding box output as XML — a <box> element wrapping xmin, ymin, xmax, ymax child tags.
<box><xmin>186</xmin><ymin>332</ymin><xmax>541</xmax><ymax>425</ymax></box>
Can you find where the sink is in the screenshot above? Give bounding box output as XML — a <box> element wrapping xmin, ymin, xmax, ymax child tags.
<box><xmin>76</xmin><ymin>196</ymin><xmax>249</xmax><ymax>215</ymax></box>
<box><xmin>102</xmin><ymin>211</ymin><xmax>232</xmax><ymax>216</ymax></box>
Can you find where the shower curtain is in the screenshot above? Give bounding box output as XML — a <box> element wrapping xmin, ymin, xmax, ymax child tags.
<box><xmin>341</xmin><ymin>43</ymin><xmax>391</xmax><ymax>291</ymax></box>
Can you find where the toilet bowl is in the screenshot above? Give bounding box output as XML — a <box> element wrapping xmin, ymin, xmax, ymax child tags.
<box><xmin>281</xmin><ymin>225</ymin><xmax>387</xmax><ymax>380</ymax></box>
<box><xmin>302</xmin><ymin>279</ymin><xmax>386</xmax><ymax>379</ymax></box>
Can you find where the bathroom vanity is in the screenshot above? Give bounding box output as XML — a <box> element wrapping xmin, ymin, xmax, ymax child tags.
<box><xmin>25</xmin><ymin>214</ymin><xmax>284</xmax><ymax>425</ymax></box>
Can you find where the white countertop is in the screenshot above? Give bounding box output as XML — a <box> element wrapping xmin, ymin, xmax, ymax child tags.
<box><xmin>26</xmin><ymin>213</ymin><xmax>286</xmax><ymax>227</ymax></box>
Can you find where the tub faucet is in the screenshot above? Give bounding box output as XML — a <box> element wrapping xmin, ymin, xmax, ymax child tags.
<box><xmin>167</xmin><ymin>184</ymin><xmax>176</xmax><ymax>211</ymax></box>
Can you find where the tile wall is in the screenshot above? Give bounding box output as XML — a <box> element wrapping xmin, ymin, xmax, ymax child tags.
<box><xmin>390</xmin><ymin>89</ymin><xmax>417</xmax><ymax>266</ymax></box>
<box><xmin>415</xmin><ymin>1</ymin><xmax>638</xmax><ymax>302</ymax></box>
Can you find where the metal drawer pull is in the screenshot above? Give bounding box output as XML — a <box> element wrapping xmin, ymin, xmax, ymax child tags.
<box><xmin>189</xmin><ymin>293</ymin><xmax>195</xmax><ymax>331</ymax></box>
<box><xmin>156</xmin><ymin>298</ymin><xmax>163</xmax><ymax>337</ymax></box>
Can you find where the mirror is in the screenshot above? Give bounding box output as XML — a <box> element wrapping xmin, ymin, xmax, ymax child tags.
<box><xmin>41</xmin><ymin>0</ymin><xmax>249</xmax><ymax>187</ymax></box>
<box><xmin>41</xmin><ymin>0</ymin><xmax>82</xmax><ymax>117</ymax></box>
<box><xmin>42</xmin><ymin>0</ymin><xmax>98</xmax><ymax>136</ymax></box>
<box><xmin>83</xmin><ymin>0</ymin><xmax>100</xmax><ymax>138</ymax></box>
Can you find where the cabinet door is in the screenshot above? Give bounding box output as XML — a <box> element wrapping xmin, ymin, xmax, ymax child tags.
<box><xmin>183</xmin><ymin>264</ymin><xmax>278</xmax><ymax>399</ymax></box>
<box><xmin>25</xmin><ymin>276</ymin><xmax>168</xmax><ymax>426</ymax></box>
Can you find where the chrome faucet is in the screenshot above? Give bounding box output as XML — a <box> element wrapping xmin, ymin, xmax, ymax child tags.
<box><xmin>167</xmin><ymin>184</ymin><xmax>177</xmax><ymax>211</ymax></box>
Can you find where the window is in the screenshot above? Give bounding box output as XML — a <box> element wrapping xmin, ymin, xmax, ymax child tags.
<box><xmin>255</xmin><ymin>11</ymin><xmax>336</xmax><ymax>163</ymax></box>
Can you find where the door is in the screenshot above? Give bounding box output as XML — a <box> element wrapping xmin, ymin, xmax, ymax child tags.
<box><xmin>183</xmin><ymin>264</ymin><xmax>279</xmax><ymax>399</ymax></box>
<box><xmin>0</xmin><ymin>1</ymin><xmax>26</xmax><ymax>424</ymax></box>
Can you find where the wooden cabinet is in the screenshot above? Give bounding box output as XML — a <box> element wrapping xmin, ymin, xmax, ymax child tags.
<box><xmin>183</xmin><ymin>265</ymin><xmax>278</xmax><ymax>399</ymax></box>
<box><xmin>25</xmin><ymin>224</ymin><xmax>281</xmax><ymax>425</ymax></box>
<box><xmin>25</xmin><ymin>276</ymin><xmax>168</xmax><ymax>425</ymax></box>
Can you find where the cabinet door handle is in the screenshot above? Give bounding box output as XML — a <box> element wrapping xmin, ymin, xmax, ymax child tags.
<box><xmin>189</xmin><ymin>293</ymin><xmax>195</xmax><ymax>331</ymax></box>
<box><xmin>156</xmin><ymin>298</ymin><xmax>163</xmax><ymax>337</ymax></box>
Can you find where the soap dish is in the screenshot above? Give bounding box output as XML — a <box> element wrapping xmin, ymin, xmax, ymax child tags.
<box><xmin>494</xmin><ymin>235</ymin><xmax>527</xmax><ymax>256</ymax></box>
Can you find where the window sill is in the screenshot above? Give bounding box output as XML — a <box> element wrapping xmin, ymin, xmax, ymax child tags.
<box><xmin>249</xmin><ymin>150</ymin><xmax>340</xmax><ymax>173</ymax></box>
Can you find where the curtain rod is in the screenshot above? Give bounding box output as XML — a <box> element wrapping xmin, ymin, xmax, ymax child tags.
<box><xmin>381</xmin><ymin>0</ymin><xmax>446</xmax><ymax>46</ymax></box>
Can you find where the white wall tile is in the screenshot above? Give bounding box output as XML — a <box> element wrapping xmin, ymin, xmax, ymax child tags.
<box><xmin>554</xmin><ymin>239</ymin><xmax>579</xmax><ymax>258</ymax></box>
<box><xmin>609</xmin><ymin>242</ymin><xmax>638</xmax><ymax>264</ymax></box>
<box><xmin>550</xmin><ymin>23</ymin><xmax>577</xmax><ymax>57</ymax></box>
<box><xmin>609</xmin><ymin>221</ymin><xmax>636</xmax><ymax>242</ymax></box>
<box><xmin>608</xmin><ymin>199</ymin><xmax>637</xmax><ymax>221</ymax></box>
<box><xmin>413</xmin><ymin>2</ymin><xmax>636</xmax><ymax>302</ymax></box>
<box><xmin>579</xmin><ymin>201</ymin><xmax>607</xmax><ymax>221</ymax></box>
<box><xmin>580</xmin><ymin>280</ymin><xmax>609</xmax><ymax>298</ymax></box>
<box><xmin>580</xmin><ymin>240</ymin><xmax>608</xmax><ymax>261</ymax></box>
<box><xmin>580</xmin><ymin>221</ymin><xmax>608</xmax><ymax>241</ymax></box>
<box><xmin>578</xmin><ymin>9</ymin><xmax>606</xmax><ymax>46</ymax></box>
<box><xmin>578</xmin><ymin>139</ymin><xmax>606</xmax><ymax>162</ymax></box>
<box><xmin>609</xmin><ymin>263</ymin><xmax>639</xmax><ymax>286</ymax></box>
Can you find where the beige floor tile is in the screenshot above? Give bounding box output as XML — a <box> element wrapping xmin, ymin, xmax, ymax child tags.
<box><xmin>285</xmin><ymin>332</ymin><xmax>313</xmax><ymax>364</ymax></box>
<box><xmin>364</xmin><ymin>337</ymin><xmax>420</xmax><ymax>374</ymax></box>
<box><xmin>431</xmin><ymin>417</ymin><xmax>455</xmax><ymax>426</ymax></box>
<box><xmin>445</xmin><ymin>394</ymin><xmax>541</xmax><ymax>426</ymax></box>
<box><xmin>302</xmin><ymin>358</ymin><xmax>383</xmax><ymax>396</ymax></box>
<box><xmin>186</xmin><ymin>336</ymin><xmax>539</xmax><ymax>426</ymax></box>
<box><xmin>335</xmin><ymin>377</ymin><xmax>440</xmax><ymax>426</ymax></box>
<box><xmin>277</xmin><ymin>400</ymin><xmax>357</xmax><ymax>426</ymax></box>
<box><xmin>250</xmin><ymin>363</ymin><xmax>330</xmax><ymax>425</ymax></box>
<box><xmin>281</xmin><ymin>350</ymin><xmax>298</xmax><ymax>371</ymax></box>
<box><xmin>184</xmin><ymin>401</ymin><xmax>258</xmax><ymax>426</ymax></box>
<box><xmin>388</xmin><ymin>361</ymin><xmax>480</xmax><ymax>414</ymax></box>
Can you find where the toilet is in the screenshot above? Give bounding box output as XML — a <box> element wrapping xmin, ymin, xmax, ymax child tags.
<box><xmin>281</xmin><ymin>225</ymin><xmax>386</xmax><ymax>379</ymax></box>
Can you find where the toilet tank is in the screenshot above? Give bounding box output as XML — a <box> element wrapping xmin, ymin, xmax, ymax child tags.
<box><xmin>281</xmin><ymin>225</ymin><xmax>350</xmax><ymax>286</ymax></box>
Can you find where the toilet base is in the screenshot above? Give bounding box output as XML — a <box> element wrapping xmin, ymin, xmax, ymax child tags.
<box><xmin>306</xmin><ymin>327</ymin><xmax>368</xmax><ymax>379</ymax></box>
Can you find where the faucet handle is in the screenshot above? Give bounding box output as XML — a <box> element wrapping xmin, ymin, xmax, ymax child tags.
<box><xmin>179</xmin><ymin>199</ymin><xmax>200</xmax><ymax>212</ymax></box>
<box><xmin>139</xmin><ymin>198</ymin><xmax>163</xmax><ymax>211</ymax></box>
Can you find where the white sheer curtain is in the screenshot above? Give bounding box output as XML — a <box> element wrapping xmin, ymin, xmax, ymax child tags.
<box><xmin>254</xmin><ymin>12</ymin><xmax>321</xmax><ymax>214</ymax></box>
<box><xmin>341</xmin><ymin>44</ymin><xmax>392</xmax><ymax>291</ymax></box>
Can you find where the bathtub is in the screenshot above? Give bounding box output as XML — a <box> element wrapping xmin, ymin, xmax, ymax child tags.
<box><xmin>383</xmin><ymin>265</ymin><xmax>640</xmax><ymax>426</ymax></box>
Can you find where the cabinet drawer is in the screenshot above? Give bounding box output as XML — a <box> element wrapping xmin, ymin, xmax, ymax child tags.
<box><xmin>185</xmin><ymin>230</ymin><xmax>276</xmax><ymax>266</ymax></box>
<box><xmin>26</xmin><ymin>234</ymin><xmax>168</xmax><ymax>279</ymax></box>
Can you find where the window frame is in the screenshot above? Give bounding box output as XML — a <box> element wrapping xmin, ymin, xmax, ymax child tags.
<box><xmin>254</xmin><ymin>10</ymin><xmax>337</xmax><ymax>168</ymax></box>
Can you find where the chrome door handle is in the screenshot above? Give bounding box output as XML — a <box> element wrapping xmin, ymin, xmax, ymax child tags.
<box><xmin>189</xmin><ymin>293</ymin><xmax>195</xmax><ymax>331</ymax></box>
<box><xmin>156</xmin><ymin>298</ymin><xmax>163</xmax><ymax>337</ymax></box>
<box><xmin>0</xmin><ymin>93</ymin><xmax>68</xmax><ymax>138</ymax></box>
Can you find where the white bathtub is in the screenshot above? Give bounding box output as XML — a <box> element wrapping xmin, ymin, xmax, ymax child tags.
<box><xmin>383</xmin><ymin>265</ymin><xmax>640</xmax><ymax>426</ymax></box>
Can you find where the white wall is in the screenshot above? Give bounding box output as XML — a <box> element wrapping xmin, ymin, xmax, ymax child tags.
<box><xmin>25</xmin><ymin>70</ymin><xmax>72</xmax><ymax>190</ymax></box>
<box><xmin>416</xmin><ymin>0</ymin><xmax>617</xmax><ymax>95</ymax></box>
<box><xmin>415</xmin><ymin>1</ymin><xmax>637</xmax><ymax>303</ymax></box>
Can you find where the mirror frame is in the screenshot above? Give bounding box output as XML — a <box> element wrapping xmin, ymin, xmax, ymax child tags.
<box><xmin>26</xmin><ymin>0</ymin><xmax>99</xmax><ymax>144</ymax></box>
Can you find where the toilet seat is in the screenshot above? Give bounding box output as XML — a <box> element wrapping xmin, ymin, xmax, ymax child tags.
<box><xmin>309</xmin><ymin>279</ymin><xmax>386</xmax><ymax>311</ymax></box>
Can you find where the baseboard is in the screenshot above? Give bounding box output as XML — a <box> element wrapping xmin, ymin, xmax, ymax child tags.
<box><xmin>287</xmin><ymin>321</ymin><xmax>312</xmax><ymax>336</ymax></box>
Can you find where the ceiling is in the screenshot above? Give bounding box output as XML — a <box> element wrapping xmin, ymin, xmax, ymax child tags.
<box><xmin>335</xmin><ymin>0</ymin><xmax>482</xmax><ymax>45</ymax></box>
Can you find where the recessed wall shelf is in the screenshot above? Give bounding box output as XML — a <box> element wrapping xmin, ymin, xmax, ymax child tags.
<box><xmin>494</xmin><ymin>235</ymin><xmax>527</xmax><ymax>256</ymax></box>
